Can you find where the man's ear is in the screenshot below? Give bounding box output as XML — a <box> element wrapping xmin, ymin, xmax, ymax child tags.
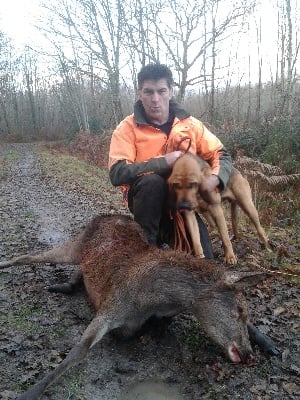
<box><xmin>169</xmin><ymin>87</ymin><xmax>173</xmax><ymax>99</ymax></box>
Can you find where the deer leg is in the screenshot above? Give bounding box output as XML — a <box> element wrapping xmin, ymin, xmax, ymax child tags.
<box><xmin>16</xmin><ymin>313</ymin><xmax>112</xmax><ymax>400</ymax></box>
<box><xmin>47</xmin><ymin>270</ymin><xmax>83</xmax><ymax>294</ymax></box>
<box><xmin>247</xmin><ymin>322</ymin><xmax>280</xmax><ymax>356</ymax></box>
<box><xmin>0</xmin><ymin>232</ymin><xmax>85</xmax><ymax>270</ymax></box>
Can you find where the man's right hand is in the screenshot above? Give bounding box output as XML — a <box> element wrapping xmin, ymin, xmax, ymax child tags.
<box><xmin>165</xmin><ymin>151</ymin><xmax>182</xmax><ymax>166</ymax></box>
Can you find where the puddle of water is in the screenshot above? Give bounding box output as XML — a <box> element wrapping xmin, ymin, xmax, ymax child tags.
<box><xmin>120</xmin><ymin>380</ymin><xmax>183</xmax><ymax>400</ymax></box>
<box><xmin>36</xmin><ymin>214</ymin><xmax>69</xmax><ymax>246</ymax></box>
<box><xmin>38</xmin><ymin>228</ymin><xmax>68</xmax><ymax>246</ymax></box>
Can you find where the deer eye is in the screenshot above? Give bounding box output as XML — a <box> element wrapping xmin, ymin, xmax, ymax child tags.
<box><xmin>237</xmin><ymin>306</ymin><xmax>244</xmax><ymax>315</ymax></box>
<box><xmin>236</xmin><ymin>305</ymin><xmax>247</xmax><ymax>321</ymax></box>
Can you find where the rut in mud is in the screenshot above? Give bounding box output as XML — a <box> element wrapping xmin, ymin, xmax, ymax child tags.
<box><xmin>0</xmin><ymin>143</ymin><xmax>299</xmax><ymax>400</ymax></box>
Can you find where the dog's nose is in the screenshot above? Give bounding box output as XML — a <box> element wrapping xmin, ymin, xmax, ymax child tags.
<box><xmin>177</xmin><ymin>201</ymin><xmax>192</xmax><ymax>211</ymax></box>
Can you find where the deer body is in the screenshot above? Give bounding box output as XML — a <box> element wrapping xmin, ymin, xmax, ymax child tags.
<box><xmin>0</xmin><ymin>215</ymin><xmax>270</xmax><ymax>400</ymax></box>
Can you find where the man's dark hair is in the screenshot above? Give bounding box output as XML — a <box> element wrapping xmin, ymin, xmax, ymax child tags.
<box><xmin>137</xmin><ymin>63</ymin><xmax>173</xmax><ymax>89</ymax></box>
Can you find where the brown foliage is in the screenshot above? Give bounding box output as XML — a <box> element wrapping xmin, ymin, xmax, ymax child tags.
<box><xmin>234</xmin><ymin>156</ymin><xmax>283</xmax><ymax>175</ymax></box>
<box><xmin>234</xmin><ymin>156</ymin><xmax>300</xmax><ymax>190</ymax></box>
<box><xmin>232</xmin><ymin>157</ymin><xmax>299</xmax><ymax>225</ymax></box>
<box><xmin>66</xmin><ymin>131</ymin><xmax>112</xmax><ymax>169</ymax></box>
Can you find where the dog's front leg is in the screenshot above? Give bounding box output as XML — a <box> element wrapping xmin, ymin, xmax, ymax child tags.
<box><xmin>208</xmin><ymin>204</ymin><xmax>237</xmax><ymax>264</ymax></box>
<box><xmin>182</xmin><ymin>211</ymin><xmax>205</xmax><ymax>258</ymax></box>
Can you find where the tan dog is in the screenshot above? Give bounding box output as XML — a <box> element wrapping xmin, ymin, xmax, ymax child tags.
<box><xmin>168</xmin><ymin>153</ymin><xmax>269</xmax><ymax>264</ymax></box>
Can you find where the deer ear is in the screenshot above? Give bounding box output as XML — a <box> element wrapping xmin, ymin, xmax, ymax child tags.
<box><xmin>220</xmin><ymin>271</ymin><xmax>271</xmax><ymax>290</ymax></box>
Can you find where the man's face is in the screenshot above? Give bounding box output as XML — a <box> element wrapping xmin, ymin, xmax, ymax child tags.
<box><xmin>138</xmin><ymin>78</ymin><xmax>173</xmax><ymax>125</ymax></box>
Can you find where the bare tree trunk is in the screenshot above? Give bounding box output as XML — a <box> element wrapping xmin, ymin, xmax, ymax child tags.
<box><xmin>0</xmin><ymin>96</ymin><xmax>11</xmax><ymax>134</ymax></box>
<box><xmin>255</xmin><ymin>16</ymin><xmax>262</xmax><ymax>122</ymax></box>
<box><xmin>65</xmin><ymin>2</ymin><xmax>89</xmax><ymax>132</ymax></box>
<box><xmin>209</xmin><ymin>5</ymin><xmax>217</xmax><ymax>124</ymax></box>
<box><xmin>246</xmin><ymin>54</ymin><xmax>251</xmax><ymax>124</ymax></box>
<box><xmin>24</xmin><ymin>71</ymin><xmax>38</xmax><ymax>134</ymax></box>
<box><xmin>276</xmin><ymin>0</ymin><xmax>299</xmax><ymax>116</ymax></box>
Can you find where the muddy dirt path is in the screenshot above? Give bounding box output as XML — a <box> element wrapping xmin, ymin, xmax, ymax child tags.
<box><xmin>0</xmin><ymin>143</ymin><xmax>299</xmax><ymax>400</ymax></box>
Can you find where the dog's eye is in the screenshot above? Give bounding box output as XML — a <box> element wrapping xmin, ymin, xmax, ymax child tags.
<box><xmin>188</xmin><ymin>182</ymin><xmax>198</xmax><ymax>189</ymax></box>
<box><xmin>172</xmin><ymin>183</ymin><xmax>181</xmax><ymax>190</ymax></box>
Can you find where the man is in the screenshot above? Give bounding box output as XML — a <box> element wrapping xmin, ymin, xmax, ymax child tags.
<box><xmin>108</xmin><ymin>63</ymin><xmax>232</xmax><ymax>257</ymax></box>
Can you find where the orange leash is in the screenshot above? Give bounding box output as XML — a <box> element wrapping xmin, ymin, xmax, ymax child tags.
<box><xmin>172</xmin><ymin>211</ymin><xmax>192</xmax><ymax>253</ymax></box>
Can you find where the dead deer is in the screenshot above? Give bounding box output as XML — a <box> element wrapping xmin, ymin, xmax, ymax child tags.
<box><xmin>0</xmin><ymin>214</ymin><xmax>277</xmax><ymax>400</ymax></box>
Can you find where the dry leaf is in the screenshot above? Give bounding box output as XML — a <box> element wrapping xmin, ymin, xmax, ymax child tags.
<box><xmin>273</xmin><ymin>306</ymin><xmax>286</xmax><ymax>316</ymax></box>
<box><xmin>283</xmin><ymin>382</ymin><xmax>298</xmax><ymax>395</ymax></box>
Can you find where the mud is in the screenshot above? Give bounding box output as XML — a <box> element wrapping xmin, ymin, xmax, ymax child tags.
<box><xmin>0</xmin><ymin>143</ymin><xmax>299</xmax><ymax>400</ymax></box>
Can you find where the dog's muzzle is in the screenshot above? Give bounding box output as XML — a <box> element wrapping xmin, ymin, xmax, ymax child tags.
<box><xmin>177</xmin><ymin>201</ymin><xmax>193</xmax><ymax>211</ymax></box>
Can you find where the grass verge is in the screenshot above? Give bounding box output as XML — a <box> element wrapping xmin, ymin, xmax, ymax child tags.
<box><xmin>37</xmin><ymin>149</ymin><xmax>123</xmax><ymax>208</ymax></box>
<box><xmin>0</xmin><ymin>149</ymin><xmax>20</xmax><ymax>181</ymax></box>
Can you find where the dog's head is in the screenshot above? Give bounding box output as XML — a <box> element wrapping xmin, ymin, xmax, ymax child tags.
<box><xmin>168</xmin><ymin>154</ymin><xmax>209</xmax><ymax>212</ymax></box>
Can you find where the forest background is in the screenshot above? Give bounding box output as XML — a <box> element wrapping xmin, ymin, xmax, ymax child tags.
<box><xmin>0</xmin><ymin>3</ymin><xmax>300</xmax><ymax>399</ymax></box>
<box><xmin>0</xmin><ymin>0</ymin><xmax>299</xmax><ymax>174</ymax></box>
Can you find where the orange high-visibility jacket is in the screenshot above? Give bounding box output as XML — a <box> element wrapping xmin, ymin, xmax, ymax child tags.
<box><xmin>109</xmin><ymin>100</ymin><xmax>232</xmax><ymax>204</ymax></box>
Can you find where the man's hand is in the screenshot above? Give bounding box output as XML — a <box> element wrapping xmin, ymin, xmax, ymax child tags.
<box><xmin>165</xmin><ymin>151</ymin><xmax>182</xmax><ymax>166</ymax></box>
<box><xmin>204</xmin><ymin>174</ymin><xmax>220</xmax><ymax>192</ymax></box>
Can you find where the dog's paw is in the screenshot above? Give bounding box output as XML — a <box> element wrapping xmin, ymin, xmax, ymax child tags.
<box><xmin>224</xmin><ymin>253</ymin><xmax>238</xmax><ymax>264</ymax></box>
<box><xmin>195</xmin><ymin>254</ymin><xmax>205</xmax><ymax>259</ymax></box>
<box><xmin>265</xmin><ymin>241</ymin><xmax>273</xmax><ymax>252</ymax></box>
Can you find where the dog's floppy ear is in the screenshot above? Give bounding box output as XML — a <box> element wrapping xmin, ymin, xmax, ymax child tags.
<box><xmin>197</xmin><ymin>164</ymin><xmax>212</xmax><ymax>192</ymax></box>
<box><xmin>167</xmin><ymin>178</ymin><xmax>177</xmax><ymax>211</ymax></box>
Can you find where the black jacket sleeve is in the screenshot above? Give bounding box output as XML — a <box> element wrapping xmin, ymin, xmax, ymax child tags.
<box><xmin>217</xmin><ymin>147</ymin><xmax>232</xmax><ymax>191</ymax></box>
<box><xmin>109</xmin><ymin>157</ymin><xmax>172</xmax><ymax>187</ymax></box>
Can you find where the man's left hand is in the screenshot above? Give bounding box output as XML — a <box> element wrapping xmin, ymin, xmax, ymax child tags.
<box><xmin>204</xmin><ymin>174</ymin><xmax>220</xmax><ymax>192</ymax></box>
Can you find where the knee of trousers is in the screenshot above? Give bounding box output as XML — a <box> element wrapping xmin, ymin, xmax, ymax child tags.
<box><xmin>128</xmin><ymin>174</ymin><xmax>167</xmax><ymax>212</ymax></box>
<box><xmin>131</xmin><ymin>174</ymin><xmax>167</xmax><ymax>196</ymax></box>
